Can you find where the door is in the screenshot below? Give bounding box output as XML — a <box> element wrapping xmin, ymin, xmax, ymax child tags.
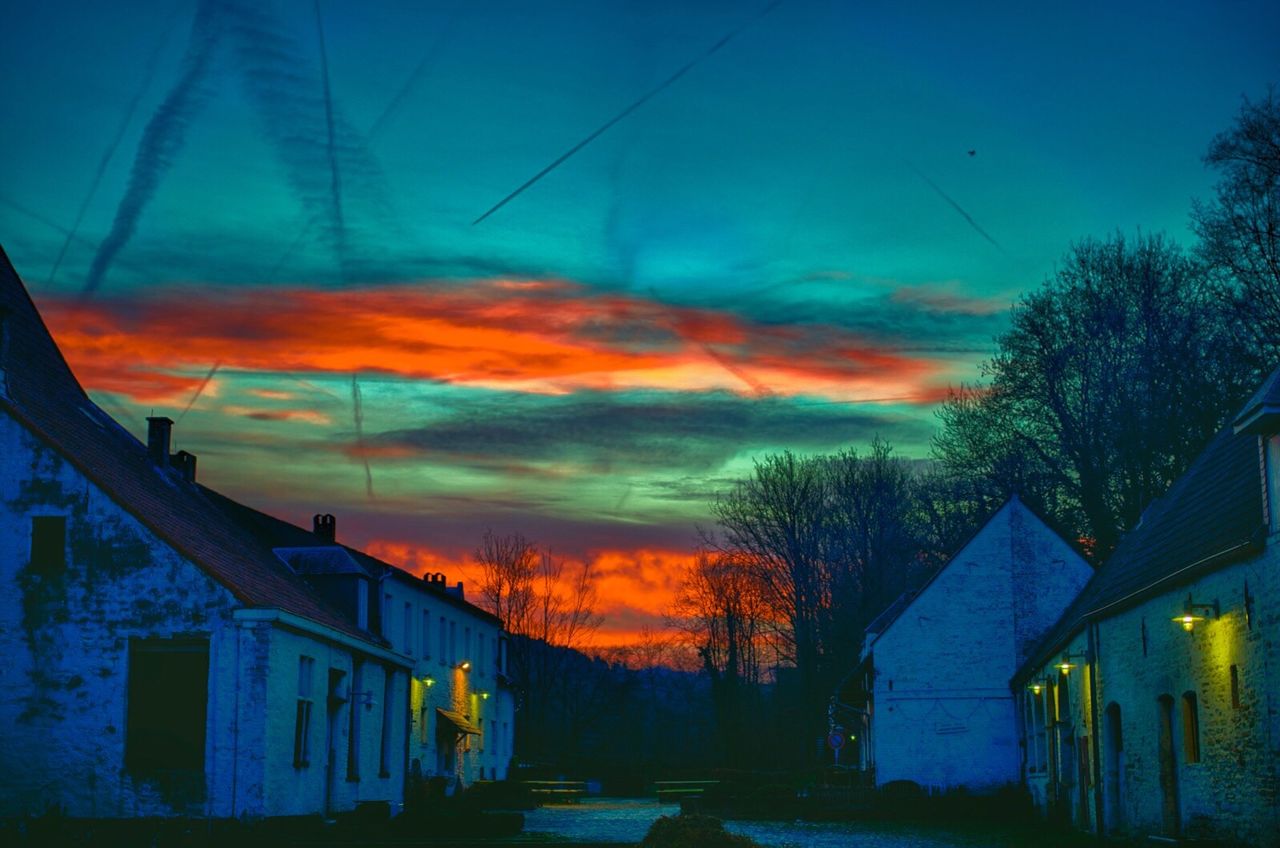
<box><xmin>1104</xmin><ymin>703</ymin><xmax>1123</xmax><ymax>833</ymax></box>
<box><xmin>1157</xmin><ymin>695</ymin><xmax>1180</xmax><ymax>837</ymax></box>
<box><xmin>325</xmin><ymin>669</ymin><xmax>347</xmax><ymax>816</ymax></box>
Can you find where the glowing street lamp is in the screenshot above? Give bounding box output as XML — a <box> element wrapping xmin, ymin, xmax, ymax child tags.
<box><xmin>1057</xmin><ymin>652</ymin><xmax>1087</xmax><ymax>674</ymax></box>
<box><xmin>1173</xmin><ymin>594</ymin><xmax>1218</xmax><ymax>632</ymax></box>
<box><xmin>457</xmin><ymin>660</ymin><xmax>472</xmax><ymax>672</ymax></box>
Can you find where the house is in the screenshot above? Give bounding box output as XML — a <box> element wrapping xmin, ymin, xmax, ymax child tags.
<box><xmin>860</xmin><ymin>495</ymin><xmax>1093</xmax><ymax>792</ymax></box>
<box><xmin>1013</xmin><ymin>370</ymin><xmax>1280</xmax><ymax>845</ymax></box>
<box><xmin>205</xmin><ymin>494</ymin><xmax>516</xmax><ymax>788</ymax></box>
<box><xmin>0</xmin><ymin>247</ymin><xmax>509</xmax><ymax>820</ymax></box>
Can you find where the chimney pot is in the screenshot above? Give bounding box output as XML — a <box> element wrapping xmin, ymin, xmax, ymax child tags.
<box><xmin>171</xmin><ymin>450</ymin><xmax>197</xmax><ymax>483</ymax></box>
<box><xmin>146</xmin><ymin>417</ymin><xmax>174</xmax><ymax>466</ymax></box>
<box><xmin>314</xmin><ymin>513</ymin><xmax>336</xmax><ymax>543</ymax></box>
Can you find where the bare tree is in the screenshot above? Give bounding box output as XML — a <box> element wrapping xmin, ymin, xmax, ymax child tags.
<box><xmin>1193</xmin><ymin>88</ymin><xmax>1280</xmax><ymax>362</ymax></box>
<box><xmin>934</xmin><ymin>232</ymin><xmax>1252</xmax><ymax>558</ymax></box>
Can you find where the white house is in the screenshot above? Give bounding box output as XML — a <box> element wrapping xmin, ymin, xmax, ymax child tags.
<box><xmin>207</xmin><ymin>495</ymin><xmax>517</xmax><ymax>789</ymax></box>
<box><xmin>861</xmin><ymin>495</ymin><xmax>1093</xmax><ymax>792</ymax></box>
<box><xmin>1014</xmin><ymin>370</ymin><xmax>1280</xmax><ymax>846</ymax></box>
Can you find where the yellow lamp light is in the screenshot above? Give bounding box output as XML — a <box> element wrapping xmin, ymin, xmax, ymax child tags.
<box><xmin>458</xmin><ymin>660</ymin><xmax>472</xmax><ymax>672</ymax></box>
<box><xmin>1173</xmin><ymin>594</ymin><xmax>1217</xmax><ymax>632</ymax></box>
<box><xmin>1056</xmin><ymin>651</ymin><xmax>1087</xmax><ymax>674</ymax></box>
<box><xmin>1028</xmin><ymin>682</ymin><xmax>1043</xmax><ymax>696</ymax></box>
<box><xmin>479</xmin><ymin>691</ymin><xmax>490</xmax><ymax>700</ymax></box>
<box><xmin>423</xmin><ymin>675</ymin><xmax>435</xmax><ymax>687</ymax></box>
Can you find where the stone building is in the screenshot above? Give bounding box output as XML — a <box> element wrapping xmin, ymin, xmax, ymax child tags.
<box><xmin>207</xmin><ymin>494</ymin><xmax>516</xmax><ymax>789</ymax></box>
<box><xmin>0</xmin><ymin>248</ymin><xmax>510</xmax><ymax>820</ymax></box>
<box><xmin>860</xmin><ymin>495</ymin><xmax>1093</xmax><ymax>791</ymax></box>
<box><xmin>1013</xmin><ymin>372</ymin><xmax>1280</xmax><ymax>845</ymax></box>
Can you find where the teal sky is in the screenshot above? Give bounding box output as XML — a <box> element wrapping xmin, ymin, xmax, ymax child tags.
<box><xmin>1</xmin><ymin>0</ymin><xmax>1276</xmax><ymax>641</ymax></box>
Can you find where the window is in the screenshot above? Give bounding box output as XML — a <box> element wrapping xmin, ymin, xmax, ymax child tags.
<box><xmin>294</xmin><ymin>656</ymin><xmax>315</xmax><ymax>767</ymax></box>
<box><xmin>125</xmin><ymin>638</ymin><xmax>208</xmax><ymax>773</ymax></box>
<box><xmin>464</xmin><ymin>627</ymin><xmax>471</xmax><ymax>665</ymax></box>
<box><xmin>479</xmin><ymin>718</ymin><xmax>484</xmax><ymax>753</ymax></box>
<box><xmin>1230</xmin><ymin>664</ymin><xmax>1241</xmax><ymax>709</ymax></box>
<box><xmin>357</xmin><ymin>580</ymin><xmax>369</xmax><ymax>630</ymax></box>
<box><xmin>379</xmin><ymin>669</ymin><xmax>394</xmax><ymax>777</ymax></box>
<box><xmin>1057</xmin><ymin>672</ymin><xmax>1071</xmax><ymax>723</ymax></box>
<box><xmin>438</xmin><ymin>616</ymin><xmax>447</xmax><ymax>666</ymax></box>
<box><xmin>383</xmin><ymin>593</ymin><xmax>393</xmax><ymax>640</ymax></box>
<box><xmin>449</xmin><ymin>621</ymin><xmax>457</xmax><ymax>665</ymax></box>
<box><xmin>1181</xmin><ymin>692</ymin><xmax>1201</xmax><ymax>763</ymax></box>
<box><xmin>420</xmin><ymin>702</ymin><xmax>430</xmax><ymax>745</ymax></box>
<box><xmin>30</xmin><ymin>516</ymin><xmax>66</xmax><ymax>572</ymax></box>
<box><xmin>1267</xmin><ymin>435</ymin><xmax>1280</xmax><ymax>532</ymax></box>
<box><xmin>478</xmin><ymin>635</ymin><xmax>486</xmax><ymax>678</ymax></box>
<box><xmin>404</xmin><ymin>602</ymin><xmax>413</xmax><ymax>655</ymax></box>
<box><xmin>1141</xmin><ymin>617</ymin><xmax>1148</xmax><ymax>657</ymax></box>
<box><xmin>422</xmin><ymin>609</ymin><xmax>431</xmax><ymax>659</ymax></box>
<box><xmin>347</xmin><ymin>661</ymin><xmax>362</xmax><ymax>781</ymax></box>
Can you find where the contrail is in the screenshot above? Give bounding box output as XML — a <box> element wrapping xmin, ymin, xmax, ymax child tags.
<box><xmin>48</xmin><ymin>11</ymin><xmax>180</xmax><ymax>286</ymax></box>
<box><xmin>351</xmin><ymin>373</ymin><xmax>375</xmax><ymax>499</ymax></box>
<box><xmin>312</xmin><ymin>0</ymin><xmax>346</xmax><ymax>253</ymax></box>
<box><xmin>908</xmin><ymin>162</ymin><xmax>1007</xmax><ymax>255</ymax></box>
<box><xmin>82</xmin><ymin>1</ymin><xmax>223</xmax><ymax>296</ymax></box>
<box><xmin>266</xmin><ymin>4</ymin><xmax>464</xmax><ymax>279</ymax></box>
<box><xmin>0</xmin><ymin>195</ymin><xmax>151</xmax><ymax>278</ymax></box>
<box><xmin>176</xmin><ymin>360</ymin><xmax>222</xmax><ymax>422</ymax></box>
<box><xmin>472</xmin><ymin>0</ymin><xmax>784</xmax><ymax>225</ymax></box>
<box><xmin>647</xmin><ymin>287</ymin><xmax>771</xmax><ymax>396</ymax></box>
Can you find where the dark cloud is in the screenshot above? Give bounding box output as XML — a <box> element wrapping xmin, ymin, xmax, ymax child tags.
<box><xmin>357</xmin><ymin>389</ymin><xmax>934</xmax><ymax>476</ymax></box>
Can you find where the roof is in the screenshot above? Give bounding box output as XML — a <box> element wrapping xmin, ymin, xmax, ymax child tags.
<box><xmin>0</xmin><ymin>246</ymin><xmax>375</xmax><ymax>643</ymax></box>
<box><xmin>201</xmin><ymin>486</ymin><xmax>502</xmax><ymax>627</ymax></box>
<box><xmin>863</xmin><ymin>494</ymin><xmax>1078</xmax><ymax>646</ymax></box>
<box><xmin>1233</xmin><ymin>363</ymin><xmax>1280</xmax><ymax>435</ymax></box>
<box><xmin>1015</xmin><ymin>420</ymin><xmax>1267</xmax><ymax>682</ymax></box>
<box><xmin>436</xmin><ymin>707</ymin><xmax>481</xmax><ymax>736</ymax></box>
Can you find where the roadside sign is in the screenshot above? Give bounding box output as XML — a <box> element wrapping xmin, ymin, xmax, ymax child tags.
<box><xmin>827</xmin><ymin>729</ymin><xmax>846</xmax><ymax>750</ymax></box>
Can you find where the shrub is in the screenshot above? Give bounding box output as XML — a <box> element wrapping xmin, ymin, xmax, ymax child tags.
<box><xmin>641</xmin><ymin>814</ymin><xmax>760</xmax><ymax>848</ymax></box>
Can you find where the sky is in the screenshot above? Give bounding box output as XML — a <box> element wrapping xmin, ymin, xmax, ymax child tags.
<box><xmin>1</xmin><ymin>0</ymin><xmax>1277</xmax><ymax>646</ymax></box>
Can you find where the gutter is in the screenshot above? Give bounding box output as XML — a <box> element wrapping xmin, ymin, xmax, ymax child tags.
<box><xmin>234</xmin><ymin>608</ymin><xmax>413</xmax><ymax>668</ymax></box>
<box><xmin>1087</xmin><ymin>621</ymin><xmax>1103</xmax><ymax>842</ymax></box>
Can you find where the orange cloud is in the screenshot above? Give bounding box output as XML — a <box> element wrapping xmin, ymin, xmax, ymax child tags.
<box><xmin>37</xmin><ymin>279</ymin><xmax>950</xmax><ymax>405</ymax></box>
<box><xmin>359</xmin><ymin>538</ymin><xmax>697</xmax><ymax>650</ymax></box>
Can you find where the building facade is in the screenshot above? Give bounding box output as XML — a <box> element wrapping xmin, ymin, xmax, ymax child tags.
<box><xmin>861</xmin><ymin>496</ymin><xmax>1093</xmax><ymax>791</ymax></box>
<box><xmin>0</xmin><ymin>248</ymin><xmax>510</xmax><ymax>820</ymax></box>
<box><xmin>1014</xmin><ymin>374</ymin><xmax>1280</xmax><ymax>845</ymax></box>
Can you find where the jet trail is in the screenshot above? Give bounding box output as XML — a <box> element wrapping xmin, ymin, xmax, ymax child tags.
<box><xmin>48</xmin><ymin>12</ymin><xmax>179</xmax><ymax>286</ymax></box>
<box><xmin>472</xmin><ymin>0</ymin><xmax>784</xmax><ymax>225</ymax></box>
<box><xmin>82</xmin><ymin>3</ymin><xmax>223</xmax><ymax>296</ymax></box>
<box><xmin>908</xmin><ymin>162</ymin><xmax>1007</xmax><ymax>255</ymax></box>
<box><xmin>351</xmin><ymin>373</ymin><xmax>375</xmax><ymax>499</ymax></box>
<box><xmin>176</xmin><ymin>360</ymin><xmax>222</xmax><ymax>422</ymax></box>
<box><xmin>312</xmin><ymin>0</ymin><xmax>346</xmax><ymax>253</ymax></box>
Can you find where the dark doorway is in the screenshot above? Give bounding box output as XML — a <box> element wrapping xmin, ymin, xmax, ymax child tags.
<box><xmin>125</xmin><ymin>638</ymin><xmax>208</xmax><ymax>775</ymax></box>
<box><xmin>326</xmin><ymin>668</ymin><xmax>347</xmax><ymax>816</ymax></box>
<box><xmin>1157</xmin><ymin>694</ymin><xmax>1180</xmax><ymax>837</ymax></box>
<box><xmin>1104</xmin><ymin>702</ymin><xmax>1124</xmax><ymax>833</ymax></box>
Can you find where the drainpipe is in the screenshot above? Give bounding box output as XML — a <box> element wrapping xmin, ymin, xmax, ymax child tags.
<box><xmin>1087</xmin><ymin>621</ymin><xmax>1104</xmax><ymax>842</ymax></box>
<box><xmin>230</xmin><ymin>619</ymin><xmax>243</xmax><ymax>819</ymax></box>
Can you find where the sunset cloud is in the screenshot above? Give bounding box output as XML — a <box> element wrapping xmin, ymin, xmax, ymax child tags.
<box><xmin>37</xmin><ymin>279</ymin><xmax>952</xmax><ymax>405</ymax></box>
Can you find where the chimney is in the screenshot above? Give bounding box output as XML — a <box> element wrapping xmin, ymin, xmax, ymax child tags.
<box><xmin>146</xmin><ymin>417</ymin><xmax>173</xmax><ymax>466</ymax></box>
<box><xmin>314</xmin><ymin>513</ymin><xmax>336</xmax><ymax>543</ymax></box>
<box><xmin>171</xmin><ymin>450</ymin><xmax>197</xmax><ymax>483</ymax></box>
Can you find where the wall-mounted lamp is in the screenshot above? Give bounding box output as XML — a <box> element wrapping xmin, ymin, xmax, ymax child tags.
<box><xmin>457</xmin><ymin>660</ymin><xmax>472</xmax><ymax>672</ymax></box>
<box><xmin>1172</xmin><ymin>594</ymin><xmax>1219</xmax><ymax>632</ymax></box>
<box><xmin>479</xmin><ymin>691</ymin><xmax>490</xmax><ymax>700</ymax></box>
<box><xmin>1027</xmin><ymin>680</ymin><xmax>1046</xmax><ymax>696</ymax></box>
<box><xmin>1056</xmin><ymin>652</ymin><xmax>1087</xmax><ymax>674</ymax></box>
<box><xmin>422</xmin><ymin>675</ymin><xmax>435</xmax><ymax>688</ymax></box>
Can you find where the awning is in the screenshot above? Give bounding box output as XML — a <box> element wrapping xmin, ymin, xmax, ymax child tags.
<box><xmin>436</xmin><ymin>707</ymin><xmax>481</xmax><ymax>736</ymax></box>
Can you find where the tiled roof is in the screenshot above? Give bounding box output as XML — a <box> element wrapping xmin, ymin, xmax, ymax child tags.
<box><xmin>1233</xmin><ymin>363</ymin><xmax>1280</xmax><ymax>434</ymax></box>
<box><xmin>201</xmin><ymin>486</ymin><xmax>501</xmax><ymax>627</ymax></box>
<box><xmin>1015</xmin><ymin>421</ymin><xmax>1267</xmax><ymax>681</ymax></box>
<box><xmin>0</xmin><ymin>247</ymin><xmax>376</xmax><ymax>643</ymax></box>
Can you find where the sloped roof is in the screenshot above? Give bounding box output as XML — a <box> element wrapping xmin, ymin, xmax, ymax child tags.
<box><xmin>0</xmin><ymin>246</ymin><xmax>374</xmax><ymax>642</ymax></box>
<box><xmin>202</xmin><ymin>487</ymin><xmax>501</xmax><ymax>627</ymax></box>
<box><xmin>1015</xmin><ymin>421</ymin><xmax>1267</xmax><ymax>681</ymax></box>
<box><xmin>1233</xmin><ymin>363</ymin><xmax>1280</xmax><ymax>434</ymax></box>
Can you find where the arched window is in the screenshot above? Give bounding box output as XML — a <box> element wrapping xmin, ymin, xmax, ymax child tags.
<box><xmin>1181</xmin><ymin>692</ymin><xmax>1200</xmax><ymax>764</ymax></box>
